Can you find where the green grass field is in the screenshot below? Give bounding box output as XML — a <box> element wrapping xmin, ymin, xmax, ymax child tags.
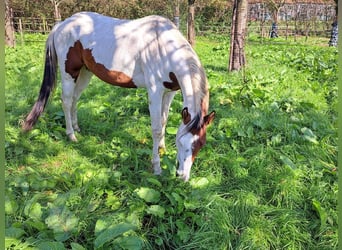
<box><xmin>5</xmin><ymin>34</ymin><xmax>337</xmax><ymax>249</ymax></box>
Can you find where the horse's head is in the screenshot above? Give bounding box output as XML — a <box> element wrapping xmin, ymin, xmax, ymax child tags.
<box><xmin>176</xmin><ymin>108</ymin><xmax>215</xmax><ymax>181</ymax></box>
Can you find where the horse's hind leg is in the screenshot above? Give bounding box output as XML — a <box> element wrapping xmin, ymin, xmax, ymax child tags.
<box><xmin>71</xmin><ymin>68</ymin><xmax>92</xmax><ymax>132</ymax></box>
<box><xmin>61</xmin><ymin>77</ymin><xmax>77</xmax><ymax>141</ymax></box>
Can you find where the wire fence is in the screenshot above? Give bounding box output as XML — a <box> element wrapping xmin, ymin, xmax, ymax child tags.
<box><xmin>13</xmin><ymin>16</ymin><xmax>333</xmax><ymax>45</ymax></box>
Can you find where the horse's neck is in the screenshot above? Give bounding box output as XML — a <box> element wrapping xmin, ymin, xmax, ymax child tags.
<box><xmin>182</xmin><ymin>64</ymin><xmax>208</xmax><ymax>120</ymax></box>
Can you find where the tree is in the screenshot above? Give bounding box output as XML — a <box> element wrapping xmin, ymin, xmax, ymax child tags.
<box><xmin>228</xmin><ymin>0</ymin><xmax>248</xmax><ymax>71</ymax></box>
<box><xmin>50</xmin><ymin>0</ymin><xmax>68</xmax><ymax>22</ymax></box>
<box><xmin>5</xmin><ymin>0</ymin><xmax>15</xmax><ymax>47</ymax></box>
<box><xmin>187</xmin><ymin>0</ymin><xmax>196</xmax><ymax>46</ymax></box>
<box><xmin>328</xmin><ymin>0</ymin><xmax>338</xmax><ymax>46</ymax></box>
<box><xmin>266</xmin><ymin>0</ymin><xmax>285</xmax><ymax>24</ymax></box>
<box><xmin>173</xmin><ymin>0</ymin><xmax>180</xmax><ymax>29</ymax></box>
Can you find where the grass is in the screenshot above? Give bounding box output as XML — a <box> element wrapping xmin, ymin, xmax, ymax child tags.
<box><xmin>5</xmin><ymin>33</ymin><xmax>337</xmax><ymax>249</ymax></box>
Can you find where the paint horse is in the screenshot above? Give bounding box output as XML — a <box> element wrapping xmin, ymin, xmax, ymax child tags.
<box><xmin>22</xmin><ymin>12</ymin><xmax>215</xmax><ymax>181</ymax></box>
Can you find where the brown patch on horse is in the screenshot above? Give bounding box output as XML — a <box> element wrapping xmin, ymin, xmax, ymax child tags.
<box><xmin>181</xmin><ymin>107</ymin><xmax>191</xmax><ymax>125</ymax></box>
<box><xmin>191</xmin><ymin>127</ymin><xmax>207</xmax><ymax>162</ymax></box>
<box><xmin>65</xmin><ymin>41</ymin><xmax>84</xmax><ymax>80</ymax></box>
<box><xmin>189</xmin><ymin>111</ymin><xmax>215</xmax><ymax>162</ymax></box>
<box><xmin>163</xmin><ymin>72</ymin><xmax>180</xmax><ymax>90</ymax></box>
<box><xmin>65</xmin><ymin>41</ymin><xmax>137</xmax><ymax>88</ymax></box>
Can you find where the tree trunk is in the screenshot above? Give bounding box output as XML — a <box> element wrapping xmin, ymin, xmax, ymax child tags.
<box><xmin>328</xmin><ymin>17</ymin><xmax>338</xmax><ymax>46</ymax></box>
<box><xmin>228</xmin><ymin>0</ymin><xmax>248</xmax><ymax>71</ymax></box>
<box><xmin>173</xmin><ymin>0</ymin><xmax>180</xmax><ymax>29</ymax></box>
<box><xmin>5</xmin><ymin>0</ymin><xmax>16</xmax><ymax>47</ymax></box>
<box><xmin>328</xmin><ymin>0</ymin><xmax>338</xmax><ymax>46</ymax></box>
<box><xmin>187</xmin><ymin>0</ymin><xmax>195</xmax><ymax>46</ymax></box>
<box><xmin>259</xmin><ymin>3</ymin><xmax>266</xmax><ymax>38</ymax></box>
<box><xmin>51</xmin><ymin>0</ymin><xmax>62</xmax><ymax>22</ymax></box>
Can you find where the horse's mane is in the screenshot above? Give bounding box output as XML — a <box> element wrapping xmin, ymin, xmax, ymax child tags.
<box><xmin>188</xmin><ymin>58</ymin><xmax>209</xmax><ymax>115</ymax></box>
<box><xmin>186</xmin><ymin>56</ymin><xmax>209</xmax><ymax>132</ymax></box>
<box><xmin>153</xmin><ymin>16</ymin><xmax>209</xmax><ymax>130</ymax></box>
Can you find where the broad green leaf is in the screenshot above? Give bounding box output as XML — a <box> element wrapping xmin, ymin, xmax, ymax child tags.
<box><xmin>171</xmin><ymin>192</ymin><xmax>182</xmax><ymax>202</ymax></box>
<box><xmin>176</xmin><ymin>220</ymin><xmax>190</xmax><ymax>242</ymax></box>
<box><xmin>87</xmin><ymin>199</ymin><xmax>101</xmax><ymax>213</ymax></box>
<box><xmin>134</xmin><ymin>187</ymin><xmax>160</xmax><ymax>203</ymax></box>
<box><xmin>252</xmin><ymin>88</ymin><xmax>265</xmax><ymax>98</ymax></box>
<box><xmin>94</xmin><ymin>223</ymin><xmax>137</xmax><ymax>249</ymax></box>
<box><xmin>184</xmin><ymin>198</ymin><xmax>201</xmax><ymax>210</ymax></box>
<box><xmin>146</xmin><ymin>177</ymin><xmax>162</xmax><ymax>188</ymax></box>
<box><xmin>54</xmin><ymin>231</ymin><xmax>71</xmax><ymax>242</ymax></box>
<box><xmin>5</xmin><ymin>195</ymin><xmax>18</xmax><ymax>214</ymax></box>
<box><xmin>190</xmin><ymin>177</ymin><xmax>209</xmax><ymax>188</ymax></box>
<box><xmin>115</xmin><ymin>236</ymin><xmax>143</xmax><ymax>250</ymax></box>
<box><xmin>96</xmin><ymin>168</ymin><xmax>111</xmax><ymax>185</ymax></box>
<box><xmin>23</xmin><ymin>193</ymin><xmax>45</xmax><ymax>219</ymax></box>
<box><xmin>45</xmin><ymin>206</ymin><xmax>79</xmax><ymax>239</ymax></box>
<box><xmin>146</xmin><ymin>205</ymin><xmax>165</xmax><ymax>218</ymax></box>
<box><xmin>280</xmin><ymin>155</ymin><xmax>296</xmax><ymax>170</ymax></box>
<box><xmin>25</xmin><ymin>202</ymin><xmax>42</xmax><ymax>220</ymax></box>
<box><xmin>165</xmin><ymin>193</ymin><xmax>176</xmax><ymax>206</ymax></box>
<box><xmin>25</xmin><ymin>219</ymin><xmax>47</xmax><ymax>231</ymax></box>
<box><xmin>37</xmin><ymin>241</ymin><xmax>66</xmax><ymax>250</ymax></box>
<box><xmin>166</xmin><ymin>127</ymin><xmax>178</xmax><ymax>135</ymax></box>
<box><xmin>71</xmin><ymin>242</ymin><xmax>86</xmax><ymax>250</ymax></box>
<box><xmin>301</xmin><ymin>127</ymin><xmax>319</xmax><ymax>144</ymax></box>
<box><xmin>5</xmin><ymin>227</ymin><xmax>26</xmax><ymax>239</ymax></box>
<box><xmin>95</xmin><ymin>219</ymin><xmax>110</xmax><ymax>236</ymax></box>
<box><xmin>172</xmin><ymin>192</ymin><xmax>184</xmax><ymax>211</ymax></box>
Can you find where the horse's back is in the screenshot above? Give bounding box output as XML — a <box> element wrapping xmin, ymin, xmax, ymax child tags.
<box><xmin>53</xmin><ymin>12</ymin><xmax>177</xmax><ymax>48</ymax></box>
<box><xmin>52</xmin><ymin>12</ymin><xmax>180</xmax><ymax>62</ymax></box>
<box><xmin>50</xmin><ymin>12</ymin><xmax>197</xmax><ymax>91</ymax></box>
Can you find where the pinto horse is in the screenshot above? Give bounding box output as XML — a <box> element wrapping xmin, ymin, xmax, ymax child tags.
<box><xmin>22</xmin><ymin>12</ymin><xmax>215</xmax><ymax>181</ymax></box>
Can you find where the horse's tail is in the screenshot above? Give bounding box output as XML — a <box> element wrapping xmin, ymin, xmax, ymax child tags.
<box><xmin>22</xmin><ymin>30</ymin><xmax>58</xmax><ymax>131</ymax></box>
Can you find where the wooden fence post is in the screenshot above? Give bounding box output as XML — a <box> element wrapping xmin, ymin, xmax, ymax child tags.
<box><xmin>19</xmin><ymin>18</ymin><xmax>24</xmax><ymax>45</ymax></box>
<box><xmin>42</xmin><ymin>16</ymin><xmax>47</xmax><ymax>33</ymax></box>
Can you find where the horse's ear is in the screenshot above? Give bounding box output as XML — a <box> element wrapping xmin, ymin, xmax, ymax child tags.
<box><xmin>182</xmin><ymin>107</ymin><xmax>191</xmax><ymax>125</ymax></box>
<box><xmin>204</xmin><ymin>111</ymin><xmax>215</xmax><ymax>126</ymax></box>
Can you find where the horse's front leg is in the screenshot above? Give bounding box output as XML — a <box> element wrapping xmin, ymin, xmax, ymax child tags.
<box><xmin>148</xmin><ymin>91</ymin><xmax>164</xmax><ymax>175</ymax></box>
<box><xmin>160</xmin><ymin>91</ymin><xmax>176</xmax><ymax>151</ymax></box>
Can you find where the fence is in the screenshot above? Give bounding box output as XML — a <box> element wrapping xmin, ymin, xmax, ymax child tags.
<box><xmin>199</xmin><ymin>21</ymin><xmax>332</xmax><ymax>40</ymax></box>
<box><xmin>12</xmin><ymin>15</ymin><xmax>334</xmax><ymax>44</ymax></box>
<box><xmin>13</xmin><ymin>17</ymin><xmax>55</xmax><ymax>44</ymax></box>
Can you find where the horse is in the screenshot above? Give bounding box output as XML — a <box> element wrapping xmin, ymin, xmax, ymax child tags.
<box><xmin>22</xmin><ymin>12</ymin><xmax>215</xmax><ymax>181</ymax></box>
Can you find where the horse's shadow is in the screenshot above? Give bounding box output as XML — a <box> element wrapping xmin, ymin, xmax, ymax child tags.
<box><xmin>19</xmin><ymin>79</ymin><xmax>181</xmax><ymax>182</ymax></box>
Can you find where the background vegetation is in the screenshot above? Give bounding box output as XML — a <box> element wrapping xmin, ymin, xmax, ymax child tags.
<box><xmin>5</xmin><ymin>32</ymin><xmax>337</xmax><ymax>249</ymax></box>
<box><xmin>9</xmin><ymin>0</ymin><xmax>230</xmax><ymax>25</ymax></box>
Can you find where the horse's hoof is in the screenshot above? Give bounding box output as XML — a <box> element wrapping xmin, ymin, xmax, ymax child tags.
<box><xmin>68</xmin><ymin>133</ymin><xmax>78</xmax><ymax>142</ymax></box>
